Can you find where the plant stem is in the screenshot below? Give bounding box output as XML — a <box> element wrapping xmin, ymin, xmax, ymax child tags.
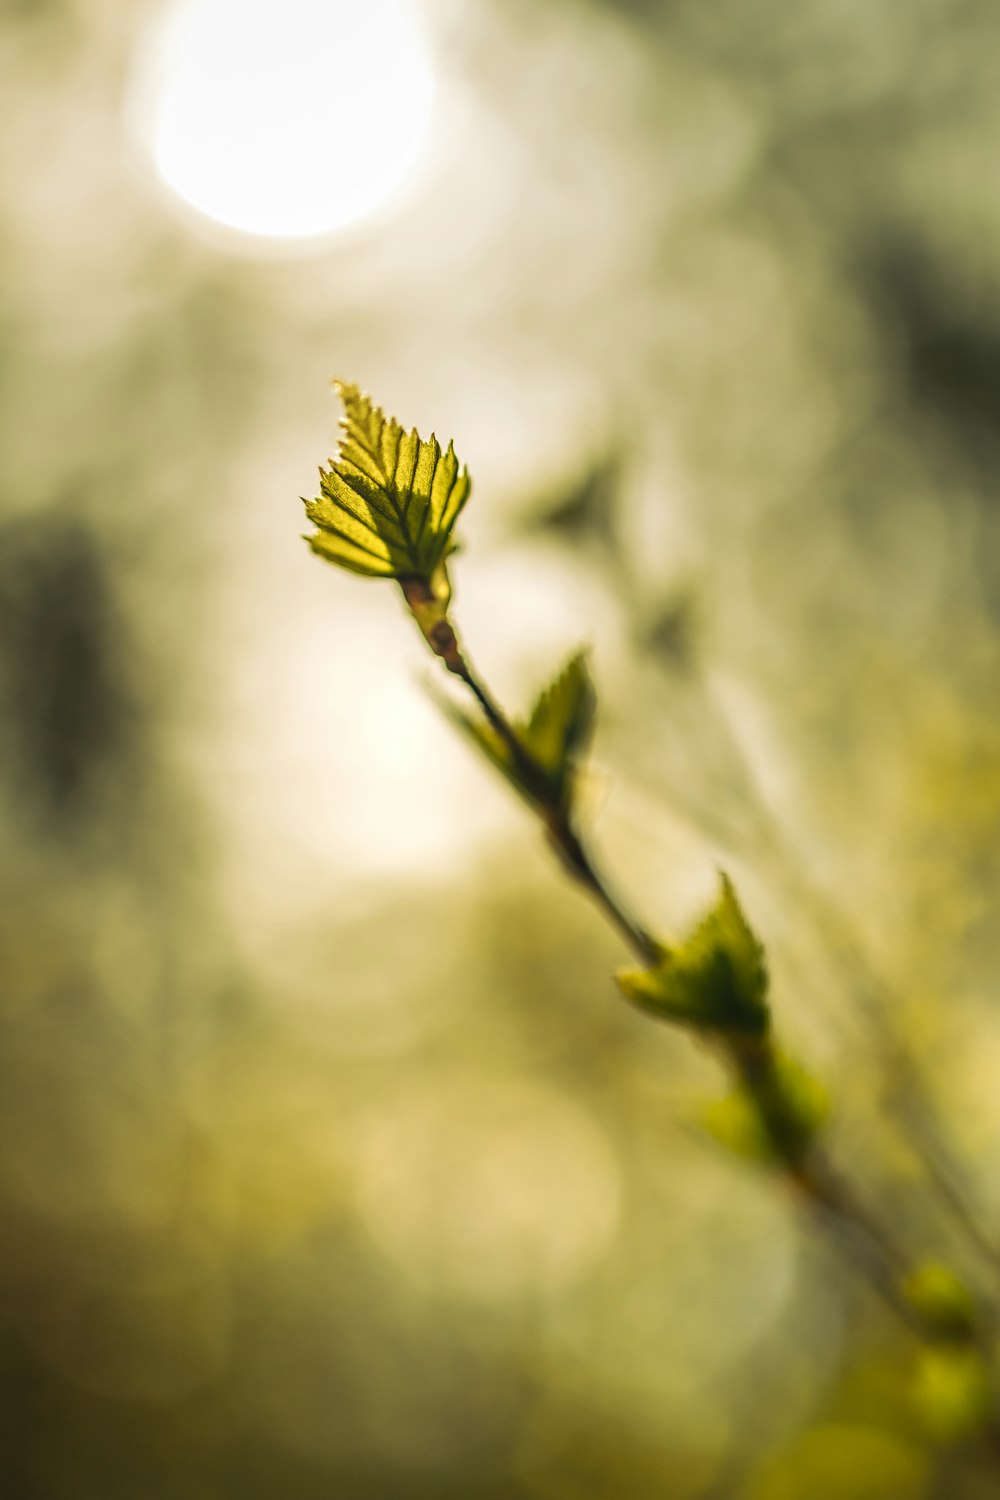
<box><xmin>448</xmin><ymin>634</ymin><xmax>904</xmax><ymax>1291</ymax></box>
<box><xmin>544</xmin><ymin>814</ymin><xmax>661</xmax><ymax>965</ymax></box>
<box><xmin>421</xmin><ymin>600</ymin><xmax>999</xmax><ymax>1421</ymax></box>
<box><xmin>450</xmin><ymin>648</ymin><xmax>660</xmax><ymax>964</ymax></box>
<box><xmin>726</xmin><ymin>1032</ymin><xmax>916</xmax><ymax>1312</ymax></box>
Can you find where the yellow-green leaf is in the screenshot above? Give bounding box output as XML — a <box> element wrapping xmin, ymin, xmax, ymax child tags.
<box><xmin>617</xmin><ymin>875</ymin><xmax>769</xmax><ymax>1036</ymax></box>
<box><xmin>903</xmin><ymin>1263</ymin><xmax>977</xmax><ymax>1341</ymax></box>
<box><xmin>913</xmin><ymin>1346</ymin><xmax>992</xmax><ymax>1443</ymax></box>
<box><xmin>437</xmin><ymin>651</ymin><xmax>596</xmax><ymax>815</ymax></box>
<box><xmin>304</xmin><ymin>382</ymin><xmax>471</xmax><ymax>581</ymax></box>
<box><xmin>521</xmin><ymin>650</ymin><xmax>596</xmax><ymax>789</ymax></box>
<box><xmin>702</xmin><ymin>1052</ymin><xmax>828</xmax><ymax>1164</ymax></box>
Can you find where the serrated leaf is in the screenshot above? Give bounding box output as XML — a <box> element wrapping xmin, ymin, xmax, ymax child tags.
<box><xmin>617</xmin><ymin>875</ymin><xmax>769</xmax><ymax>1036</ymax></box>
<box><xmin>436</xmin><ymin>651</ymin><xmax>596</xmax><ymax>815</ymax></box>
<box><xmin>702</xmin><ymin>1052</ymin><xmax>828</xmax><ymax>1164</ymax></box>
<box><xmin>520</xmin><ymin>650</ymin><xmax>596</xmax><ymax>793</ymax></box>
<box><xmin>304</xmin><ymin>382</ymin><xmax>471</xmax><ymax>581</ymax></box>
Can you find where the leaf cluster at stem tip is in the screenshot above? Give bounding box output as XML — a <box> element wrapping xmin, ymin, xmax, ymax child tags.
<box><xmin>303</xmin><ymin>382</ymin><xmax>471</xmax><ymax>583</ymax></box>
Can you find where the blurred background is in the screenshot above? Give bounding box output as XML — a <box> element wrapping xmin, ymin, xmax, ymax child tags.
<box><xmin>2</xmin><ymin>0</ymin><xmax>1000</xmax><ymax>1495</ymax></box>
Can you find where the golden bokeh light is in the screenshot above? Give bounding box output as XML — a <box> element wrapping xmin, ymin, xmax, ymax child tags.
<box><xmin>134</xmin><ymin>0</ymin><xmax>435</xmax><ymax>240</ymax></box>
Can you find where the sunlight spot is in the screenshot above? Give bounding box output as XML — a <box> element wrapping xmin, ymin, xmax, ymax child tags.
<box><xmin>134</xmin><ymin>0</ymin><xmax>435</xmax><ymax>240</ymax></box>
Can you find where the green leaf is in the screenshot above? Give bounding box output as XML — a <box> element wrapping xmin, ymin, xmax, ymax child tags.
<box><xmin>903</xmin><ymin>1263</ymin><xmax>977</xmax><ymax>1341</ymax></box>
<box><xmin>702</xmin><ymin>1052</ymin><xmax>828</xmax><ymax>1164</ymax></box>
<box><xmin>521</xmin><ymin>650</ymin><xmax>596</xmax><ymax>791</ymax></box>
<box><xmin>616</xmin><ymin>875</ymin><xmax>769</xmax><ymax>1036</ymax></box>
<box><xmin>913</xmin><ymin>1346</ymin><xmax>992</xmax><ymax>1443</ymax></box>
<box><xmin>437</xmin><ymin>650</ymin><xmax>596</xmax><ymax>814</ymax></box>
<box><xmin>304</xmin><ymin>382</ymin><xmax>471</xmax><ymax>581</ymax></box>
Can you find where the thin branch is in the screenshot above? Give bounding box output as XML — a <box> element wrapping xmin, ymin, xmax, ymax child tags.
<box><xmin>432</xmin><ymin>612</ymin><xmax>998</xmax><ymax>1374</ymax></box>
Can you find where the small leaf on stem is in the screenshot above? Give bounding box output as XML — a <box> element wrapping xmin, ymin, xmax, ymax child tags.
<box><xmin>616</xmin><ymin>875</ymin><xmax>769</xmax><ymax>1036</ymax></box>
<box><xmin>914</xmin><ymin>1346</ymin><xmax>992</xmax><ymax>1442</ymax></box>
<box><xmin>903</xmin><ymin>1263</ymin><xmax>978</xmax><ymax>1341</ymax></box>
<box><xmin>439</xmin><ymin>650</ymin><xmax>596</xmax><ymax>815</ymax></box>
<box><xmin>702</xmin><ymin>1051</ymin><xmax>828</xmax><ymax>1164</ymax></box>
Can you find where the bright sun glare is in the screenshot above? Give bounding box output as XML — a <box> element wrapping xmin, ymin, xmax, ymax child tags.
<box><xmin>138</xmin><ymin>0</ymin><xmax>435</xmax><ymax>240</ymax></box>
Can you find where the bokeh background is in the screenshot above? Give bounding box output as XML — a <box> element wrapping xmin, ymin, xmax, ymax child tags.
<box><xmin>3</xmin><ymin>0</ymin><xmax>1000</xmax><ymax>1495</ymax></box>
